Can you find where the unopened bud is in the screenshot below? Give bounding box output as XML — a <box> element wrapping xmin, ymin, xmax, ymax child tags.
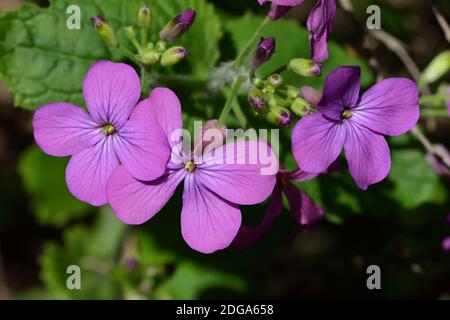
<box><xmin>288</xmin><ymin>58</ymin><xmax>322</xmax><ymax>77</ymax></box>
<box><xmin>252</xmin><ymin>77</ymin><xmax>264</xmax><ymax>88</ymax></box>
<box><xmin>250</xmin><ymin>37</ymin><xmax>276</xmax><ymax>70</ymax></box>
<box><xmin>421</xmin><ymin>51</ymin><xmax>450</xmax><ymax>85</ymax></box>
<box><xmin>156</xmin><ymin>40</ymin><xmax>167</xmax><ymax>52</ymax></box>
<box><xmin>267</xmin><ymin>107</ymin><xmax>292</xmax><ymax>127</ymax></box>
<box><xmin>267</xmin><ymin>4</ymin><xmax>292</xmax><ymax>21</ymax></box>
<box><xmin>138</xmin><ymin>5</ymin><xmax>151</xmax><ymax>28</ymax></box>
<box><xmin>268</xmin><ymin>74</ymin><xmax>283</xmax><ymax>87</ymax></box>
<box><xmin>300</xmin><ymin>86</ymin><xmax>322</xmax><ymax>106</ymax></box>
<box><xmin>160</xmin><ymin>46</ymin><xmax>187</xmax><ymax>66</ymax></box>
<box><xmin>139</xmin><ymin>48</ymin><xmax>160</xmax><ymax>65</ymax></box>
<box><xmin>291</xmin><ymin>98</ymin><xmax>311</xmax><ymax>117</ymax></box>
<box><xmin>287</xmin><ymin>86</ymin><xmax>300</xmax><ymax>99</ymax></box>
<box><xmin>91</xmin><ymin>16</ymin><xmax>118</xmax><ymax>48</ymax></box>
<box><xmin>160</xmin><ymin>9</ymin><xmax>196</xmax><ymax>43</ymax></box>
<box><xmin>125</xmin><ymin>26</ymin><xmax>136</xmax><ymax>40</ymax></box>
<box><xmin>248</xmin><ymin>88</ymin><xmax>266</xmax><ymax>111</ymax></box>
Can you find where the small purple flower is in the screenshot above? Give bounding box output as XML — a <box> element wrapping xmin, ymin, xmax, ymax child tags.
<box><xmin>258</xmin><ymin>0</ymin><xmax>305</xmax><ymax>20</ymax></box>
<box><xmin>160</xmin><ymin>9</ymin><xmax>196</xmax><ymax>43</ymax></box>
<box><xmin>32</xmin><ymin>61</ymin><xmax>170</xmax><ymax>205</ymax></box>
<box><xmin>292</xmin><ymin>66</ymin><xmax>420</xmax><ymax>190</ymax></box>
<box><xmin>250</xmin><ymin>37</ymin><xmax>276</xmax><ymax>70</ymax></box>
<box><xmin>234</xmin><ymin>168</ymin><xmax>324</xmax><ymax>250</ymax></box>
<box><xmin>307</xmin><ymin>0</ymin><xmax>336</xmax><ymax>63</ymax></box>
<box><xmin>106</xmin><ymin>88</ymin><xmax>278</xmax><ymax>254</ymax></box>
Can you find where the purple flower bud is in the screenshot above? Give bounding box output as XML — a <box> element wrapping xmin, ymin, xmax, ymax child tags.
<box><xmin>288</xmin><ymin>58</ymin><xmax>322</xmax><ymax>77</ymax></box>
<box><xmin>250</xmin><ymin>37</ymin><xmax>276</xmax><ymax>70</ymax></box>
<box><xmin>125</xmin><ymin>258</ymin><xmax>138</xmax><ymax>271</ymax></box>
<box><xmin>91</xmin><ymin>16</ymin><xmax>118</xmax><ymax>47</ymax></box>
<box><xmin>160</xmin><ymin>9</ymin><xmax>196</xmax><ymax>43</ymax></box>
<box><xmin>442</xmin><ymin>236</ymin><xmax>450</xmax><ymax>251</ymax></box>
<box><xmin>300</xmin><ymin>86</ymin><xmax>322</xmax><ymax>106</ymax></box>
<box><xmin>268</xmin><ymin>4</ymin><xmax>292</xmax><ymax>20</ymax></box>
<box><xmin>160</xmin><ymin>46</ymin><xmax>188</xmax><ymax>66</ymax></box>
<box><xmin>267</xmin><ymin>107</ymin><xmax>292</xmax><ymax>127</ymax></box>
<box><xmin>248</xmin><ymin>88</ymin><xmax>266</xmax><ymax>111</ymax></box>
<box><xmin>278</xmin><ymin>111</ymin><xmax>292</xmax><ymax>127</ymax></box>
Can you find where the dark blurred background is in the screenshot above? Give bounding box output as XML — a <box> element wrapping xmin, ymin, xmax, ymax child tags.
<box><xmin>0</xmin><ymin>0</ymin><xmax>449</xmax><ymax>299</ymax></box>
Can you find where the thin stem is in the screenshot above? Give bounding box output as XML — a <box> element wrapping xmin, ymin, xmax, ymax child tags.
<box><xmin>233</xmin><ymin>17</ymin><xmax>270</xmax><ymax>69</ymax></box>
<box><xmin>118</xmin><ymin>44</ymin><xmax>140</xmax><ymax>65</ymax></box>
<box><xmin>218</xmin><ymin>76</ymin><xmax>245</xmax><ymax>125</ymax></box>
<box><xmin>140</xmin><ymin>66</ymin><xmax>151</xmax><ymax>94</ymax></box>
<box><xmin>420</xmin><ymin>108</ymin><xmax>449</xmax><ymax>118</ymax></box>
<box><xmin>432</xmin><ymin>4</ymin><xmax>450</xmax><ymax>44</ymax></box>
<box><xmin>141</xmin><ymin>28</ymin><xmax>148</xmax><ymax>48</ymax></box>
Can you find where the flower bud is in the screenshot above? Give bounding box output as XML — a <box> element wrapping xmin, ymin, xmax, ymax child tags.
<box><xmin>267</xmin><ymin>107</ymin><xmax>292</xmax><ymax>127</ymax></box>
<box><xmin>288</xmin><ymin>58</ymin><xmax>322</xmax><ymax>77</ymax></box>
<box><xmin>125</xmin><ymin>26</ymin><xmax>136</xmax><ymax>40</ymax></box>
<box><xmin>287</xmin><ymin>86</ymin><xmax>300</xmax><ymax>99</ymax></box>
<box><xmin>268</xmin><ymin>74</ymin><xmax>283</xmax><ymax>87</ymax></box>
<box><xmin>139</xmin><ymin>48</ymin><xmax>160</xmax><ymax>65</ymax></box>
<box><xmin>250</xmin><ymin>37</ymin><xmax>276</xmax><ymax>70</ymax></box>
<box><xmin>291</xmin><ymin>98</ymin><xmax>311</xmax><ymax>117</ymax></box>
<box><xmin>160</xmin><ymin>9</ymin><xmax>196</xmax><ymax>43</ymax></box>
<box><xmin>252</xmin><ymin>77</ymin><xmax>264</xmax><ymax>88</ymax></box>
<box><xmin>267</xmin><ymin>4</ymin><xmax>292</xmax><ymax>21</ymax></box>
<box><xmin>91</xmin><ymin>16</ymin><xmax>118</xmax><ymax>48</ymax></box>
<box><xmin>248</xmin><ymin>88</ymin><xmax>266</xmax><ymax>112</ymax></box>
<box><xmin>421</xmin><ymin>51</ymin><xmax>450</xmax><ymax>85</ymax></box>
<box><xmin>160</xmin><ymin>46</ymin><xmax>188</xmax><ymax>66</ymax></box>
<box><xmin>156</xmin><ymin>40</ymin><xmax>167</xmax><ymax>52</ymax></box>
<box><xmin>300</xmin><ymin>86</ymin><xmax>322</xmax><ymax>106</ymax></box>
<box><xmin>138</xmin><ymin>5</ymin><xmax>151</xmax><ymax>28</ymax></box>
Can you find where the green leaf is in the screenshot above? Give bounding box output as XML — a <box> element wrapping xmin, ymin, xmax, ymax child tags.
<box><xmin>0</xmin><ymin>0</ymin><xmax>221</xmax><ymax>110</ymax></box>
<box><xmin>225</xmin><ymin>13</ymin><xmax>374</xmax><ymax>88</ymax></box>
<box><xmin>386</xmin><ymin>149</ymin><xmax>447</xmax><ymax>209</ymax></box>
<box><xmin>40</xmin><ymin>208</ymin><xmax>126</xmax><ymax>299</ymax></box>
<box><xmin>17</xmin><ymin>146</ymin><xmax>91</xmax><ymax>227</ymax></box>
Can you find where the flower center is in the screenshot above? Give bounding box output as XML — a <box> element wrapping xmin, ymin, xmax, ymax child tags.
<box><xmin>184</xmin><ymin>161</ymin><xmax>196</xmax><ymax>172</ymax></box>
<box><xmin>342</xmin><ymin>108</ymin><xmax>352</xmax><ymax>119</ymax></box>
<box><xmin>102</xmin><ymin>123</ymin><xmax>116</xmax><ymax>135</ymax></box>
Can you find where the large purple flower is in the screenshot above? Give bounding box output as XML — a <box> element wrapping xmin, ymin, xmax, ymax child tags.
<box><xmin>106</xmin><ymin>88</ymin><xmax>278</xmax><ymax>254</ymax></box>
<box><xmin>307</xmin><ymin>0</ymin><xmax>336</xmax><ymax>63</ymax></box>
<box><xmin>234</xmin><ymin>168</ymin><xmax>324</xmax><ymax>250</ymax></box>
<box><xmin>292</xmin><ymin>66</ymin><xmax>420</xmax><ymax>190</ymax></box>
<box><xmin>33</xmin><ymin>61</ymin><xmax>170</xmax><ymax>206</ymax></box>
<box><xmin>258</xmin><ymin>0</ymin><xmax>305</xmax><ymax>20</ymax></box>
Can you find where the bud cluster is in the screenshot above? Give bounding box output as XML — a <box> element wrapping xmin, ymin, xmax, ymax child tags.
<box><xmin>91</xmin><ymin>6</ymin><xmax>196</xmax><ymax>68</ymax></box>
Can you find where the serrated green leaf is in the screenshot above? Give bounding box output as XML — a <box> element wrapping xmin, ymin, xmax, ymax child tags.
<box><xmin>17</xmin><ymin>145</ymin><xmax>91</xmax><ymax>227</ymax></box>
<box><xmin>0</xmin><ymin>0</ymin><xmax>221</xmax><ymax>110</ymax></box>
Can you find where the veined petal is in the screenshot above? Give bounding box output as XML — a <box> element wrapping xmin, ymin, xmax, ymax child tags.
<box><xmin>234</xmin><ymin>184</ymin><xmax>283</xmax><ymax>250</ymax></box>
<box><xmin>83</xmin><ymin>61</ymin><xmax>140</xmax><ymax>128</ymax></box>
<box><xmin>285</xmin><ymin>169</ymin><xmax>319</xmax><ymax>182</ymax></box>
<box><xmin>284</xmin><ymin>183</ymin><xmax>324</xmax><ymax>227</ymax></box>
<box><xmin>195</xmin><ymin>140</ymin><xmax>278</xmax><ymax>205</ymax></box>
<box><xmin>318</xmin><ymin>66</ymin><xmax>361</xmax><ymax>121</ymax></box>
<box><xmin>352</xmin><ymin>78</ymin><xmax>420</xmax><ymax>136</ymax></box>
<box><xmin>307</xmin><ymin>0</ymin><xmax>336</xmax><ymax>63</ymax></box>
<box><xmin>258</xmin><ymin>0</ymin><xmax>304</xmax><ymax>5</ymax></box>
<box><xmin>66</xmin><ymin>137</ymin><xmax>119</xmax><ymax>206</ymax></box>
<box><xmin>107</xmin><ymin>165</ymin><xmax>185</xmax><ymax>224</ymax></box>
<box><xmin>292</xmin><ymin>112</ymin><xmax>346</xmax><ymax>174</ymax></box>
<box><xmin>131</xmin><ymin>87</ymin><xmax>183</xmax><ymax>147</ymax></box>
<box><xmin>344</xmin><ymin>121</ymin><xmax>391</xmax><ymax>190</ymax></box>
<box><xmin>33</xmin><ymin>103</ymin><xmax>103</xmax><ymax>157</ymax></box>
<box><xmin>114</xmin><ymin>120</ymin><xmax>170</xmax><ymax>181</ymax></box>
<box><xmin>181</xmin><ymin>174</ymin><xmax>242</xmax><ymax>254</ymax></box>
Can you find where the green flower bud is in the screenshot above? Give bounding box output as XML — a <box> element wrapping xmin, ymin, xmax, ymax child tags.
<box><xmin>268</xmin><ymin>74</ymin><xmax>283</xmax><ymax>88</ymax></box>
<box><xmin>91</xmin><ymin>16</ymin><xmax>118</xmax><ymax>48</ymax></box>
<box><xmin>421</xmin><ymin>51</ymin><xmax>450</xmax><ymax>85</ymax></box>
<box><xmin>266</xmin><ymin>107</ymin><xmax>292</xmax><ymax>127</ymax></box>
<box><xmin>291</xmin><ymin>98</ymin><xmax>311</xmax><ymax>117</ymax></box>
<box><xmin>138</xmin><ymin>5</ymin><xmax>151</xmax><ymax>28</ymax></box>
<box><xmin>287</xmin><ymin>86</ymin><xmax>300</xmax><ymax>99</ymax></box>
<box><xmin>252</xmin><ymin>77</ymin><xmax>264</xmax><ymax>88</ymax></box>
<box><xmin>160</xmin><ymin>46</ymin><xmax>187</xmax><ymax>66</ymax></box>
<box><xmin>139</xmin><ymin>48</ymin><xmax>160</xmax><ymax>65</ymax></box>
<box><xmin>288</xmin><ymin>58</ymin><xmax>322</xmax><ymax>77</ymax></box>
<box><xmin>125</xmin><ymin>26</ymin><xmax>136</xmax><ymax>40</ymax></box>
<box><xmin>156</xmin><ymin>40</ymin><xmax>167</xmax><ymax>52</ymax></box>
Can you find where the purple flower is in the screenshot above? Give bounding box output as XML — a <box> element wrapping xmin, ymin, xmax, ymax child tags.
<box><xmin>292</xmin><ymin>66</ymin><xmax>420</xmax><ymax>190</ymax></box>
<box><xmin>234</xmin><ymin>168</ymin><xmax>324</xmax><ymax>250</ymax></box>
<box><xmin>250</xmin><ymin>37</ymin><xmax>276</xmax><ymax>70</ymax></box>
<box><xmin>307</xmin><ymin>0</ymin><xmax>336</xmax><ymax>63</ymax></box>
<box><xmin>160</xmin><ymin>9</ymin><xmax>196</xmax><ymax>43</ymax></box>
<box><xmin>32</xmin><ymin>61</ymin><xmax>170</xmax><ymax>206</ymax></box>
<box><xmin>258</xmin><ymin>0</ymin><xmax>305</xmax><ymax>20</ymax></box>
<box><xmin>106</xmin><ymin>88</ymin><xmax>278</xmax><ymax>254</ymax></box>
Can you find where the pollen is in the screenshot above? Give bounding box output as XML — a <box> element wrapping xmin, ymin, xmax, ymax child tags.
<box><xmin>184</xmin><ymin>161</ymin><xmax>196</xmax><ymax>172</ymax></box>
<box><xmin>102</xmin><ymin>123</ymin><xmax>116</xmax><ymax>135</ymax></box>
<box><xmin>342</xmin><ymin>108</ymin><xmax>352</xmax><ymax>119</ymax></box>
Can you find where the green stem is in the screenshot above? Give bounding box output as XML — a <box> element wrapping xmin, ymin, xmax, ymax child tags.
<box><xmin>218</xmin><ymin>76</ymin><xmax>245</xmax><ymax>125</ymax></box>
<box><xmin>141</xmin><ymin>28</ymin><xmax>148</xmax><ymax>48</ymax></box>
<box><xmin>118</xmin><ymin>44</ymin><xmax>140</xmax><ymax>65</ymax></box>
<box><xmin>140</xmin><ymin>67</ymin><xmax>151</xmax><ymax>94</ymax></box>
<box><xmin>233</xmin><ymin>17</ymin><xmax>270</xmax><ymax>69</ymax></box>
<box><xmin>420</xmin><ymin>108</ymin><xmax>449</xmax><ymax>117</ymax></box>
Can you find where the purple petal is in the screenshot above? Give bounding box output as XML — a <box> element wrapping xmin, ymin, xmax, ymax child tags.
<box><xmin>66</xmin><ymin>137</ymin><xmax>119</xmax><ymax>206</ymax></box>
<box><xmin>351</xmin><ymin>78</ymin><xmax>420</xmax><ymax>136</ymax></box>
<box><xmin>107</xmin><ymin>165</ymin><xmax>185</xmax><ymax>224</ymax></box>
<box><xmin>234</xmin><ymin>184</ymin><xmax>284</xmax><ymax>250</ymax></box>
<box><xmin>258</xmin><ymin>0</ymin><xmax>304</xmax><ymax>5</ymax></box>
<box><xmin>286</xmin><ymin>169</ymin><xmax>319</xmax><ymax>182</ymax></box>
<box><xmin>442</xmin><ymin>236</ymin><xmax>450</xmax><ymax>251</ymax></box>
<box><xmin>318</xmin><ymin>66</ymin><xmax>361</xmax><ymax>121</ymax></box>
<box><xmin>195</xmin><ymin>140</ymin><xmax>278</xmax><ymax>205</ymax></box>
<box><xmin>131</xmin><ymin>87</ymin><xmax>183</xmax><ymax>147</ymax></box>
<box><xmin>307</xmin><ymin>0</ymin><xmax>336</xmax><ymax>63</ymax></box>
<box><xmin>181</xmin><ymin>174</ymin><xmax>241</xmax><ymax>254</ymax></box>
<box><xmin>344</xmin><ymin>122</ymin><xmax>391</xmax><ymax>190</ymax></box>
<box><xmin>292</xmin><ymin>112</ymin><xmax>346</xmax><ymax>174</ymax></box>
<box><xmin>113</xmin><ymin>120</ymin><xmax>170</xmax><ymax>181</ymax></box>
<box><xmin>284</xmin><ymin>183</ymin><xmax>324</xmax><ymax>227</ymax></box>
<box><xmin>33</xmin><ymin>103</ymin><xmax>103</xmax><ymax>157</ymax></box>
<box><xmin>83</xmin><ymin>61</ymin><xmax>140</xmax><ymax>128</ymax></box>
